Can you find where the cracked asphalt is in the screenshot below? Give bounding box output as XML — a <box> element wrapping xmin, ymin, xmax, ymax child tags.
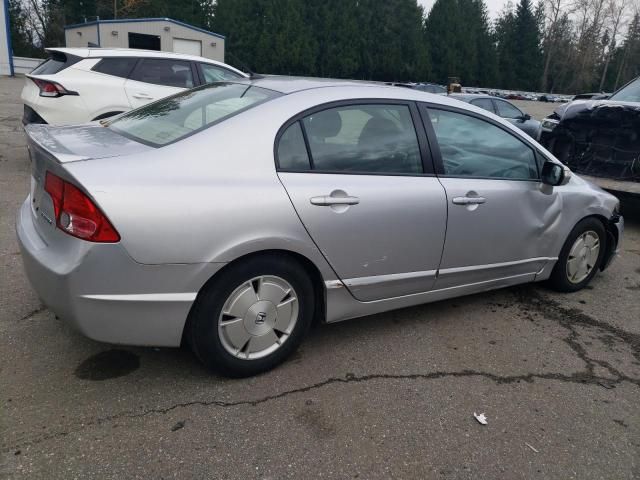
<box><xmin>1</xmin><ymin>76</ymin><xmax>639</xmax><ymax>479</ymax></box>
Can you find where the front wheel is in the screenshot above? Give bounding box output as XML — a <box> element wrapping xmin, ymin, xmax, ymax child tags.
<box><xmin>548</xmin><ymin>218</ymin><xmax>606</xmax><ymax>292</ymax></box>
<box><xmin>188</xmin><ymin>255</ymin><xmax>314</xmax><ymax>377</ymax></box>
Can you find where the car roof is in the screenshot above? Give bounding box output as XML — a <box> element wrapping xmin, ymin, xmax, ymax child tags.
<box><xmin>231</xmin><ymin>75</ymin><xmax>384</xmax><ymax>94</ymax></box>
<box><xmin>46</xmin><ymin>47</ymin><xmax>247</xmax><ymax>75</ymax></box>
<box><xmin>224</xmin><ymin>76</ymin><xmax>492</xmax><ymax>110</ymax></box>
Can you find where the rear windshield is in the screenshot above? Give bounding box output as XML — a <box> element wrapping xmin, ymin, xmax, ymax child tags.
<box><xmin>610</xmin><ymin>78</ymin><xmax>640</xmax><ymax>103</ymax></box>
<box><xmin>31</xmin><ymin>51</ymin><xmax>80</xmax><ymax>75</ymax></box>
<box><xmin>106</xmin><ymin>82</ymin><xmax>280</xmax><ymax>147</ymax></box>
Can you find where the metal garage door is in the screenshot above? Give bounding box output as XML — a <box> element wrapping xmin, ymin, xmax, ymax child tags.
<box><xmin>173</xmin><ymin>38</ymin><xmax>202</xmax><ymax>57</ymax></box>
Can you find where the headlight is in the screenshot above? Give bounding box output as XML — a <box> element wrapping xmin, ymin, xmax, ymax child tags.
<box><xmin>541</xmin><ymin>118</ymin><xmax>559</xmax><ymax>131</ymax></box>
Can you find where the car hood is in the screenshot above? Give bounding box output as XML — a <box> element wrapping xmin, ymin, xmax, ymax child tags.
<box><xmin>553</xmin><ymin>98</ymin><xmax>640</xmax><ymax>121</ymax></box>
<box><xmin>24</xmin><ymin>123</ymin><xmax>152</xmax><ymax>163</ymax></box>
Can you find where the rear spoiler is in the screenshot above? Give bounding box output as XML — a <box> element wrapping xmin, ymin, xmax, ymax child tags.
<box><xmin>24</xmin><ymin>123</ymin><xmax>152</xmax><ymax>164</ymax></box>
<box><xmin>25</xmin><ymin>124</ymin><xmax>91</xmax><ymax>163</ymax></box>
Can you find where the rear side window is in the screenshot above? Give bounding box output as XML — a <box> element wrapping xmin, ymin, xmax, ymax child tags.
<box><xmin>470</xmin><ymin>98</ymin><xmax>495</xmax><ymax>113</ymax></box>
<box><xmin>92</xmin><ymin>58</ymin><xmax>138</xmax><ymax>78</ymax></box>
<box><xmin>426</xmin><ymin>108</ymin><xmax>538</xmax><ymax>180</ymax></box>
<box><xmin>107</xmin><ymin>82</ymin><xmax>280</xmax><ymax>146</ymax></box>
<box><xmin>199</xmin><ymin>63</ymin><xmax>242</xmax><ymax>83</ymax></box>
<box><xmin>287</xmin><ymin>104</ymin><xmax>422</xmax><ymax>174</ymax></box>
<box><xmin>130</xmin><ymin>58</ymin><xmax>195</xmax><ymax>88</ymax></box>
<box><xmin>304</xmin><ymin>104</ymin><xmax>423</xmax><ymax>174</ymax></box>
<box><xmin>277</xmin><ymin>122</ymin><xmax>311</xmax><ymax>170</ymax></box>
<box><xmin>31</xmin><ymin>51</ymin><xmax>80</xmax><ymax>75</ymax></box>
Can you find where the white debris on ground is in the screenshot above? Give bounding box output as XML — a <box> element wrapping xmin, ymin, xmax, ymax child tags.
<box><xmin>473</xmin><ymin>412</ymin><xmax>488</xmax><ymax>425</ymax></box>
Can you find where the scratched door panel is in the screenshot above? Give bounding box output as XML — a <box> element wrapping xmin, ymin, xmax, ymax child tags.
<box><xmin>279</xmin><ymin>172</ymin><xmax>447</xmax><ymax>301</ymax></box>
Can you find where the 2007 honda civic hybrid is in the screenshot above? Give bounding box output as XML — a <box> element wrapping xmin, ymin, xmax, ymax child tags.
<box><xmin>17</xmin><ymin>77</ymin><xmax>624</xmax><ymax>377</ymax></box>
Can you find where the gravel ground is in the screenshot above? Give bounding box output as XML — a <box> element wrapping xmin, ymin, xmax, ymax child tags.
<box><xmin>510</xmin><ymin>100</ymin><xmax>557</xmax><ymax>121</ymax></box>
<box><xmin>1</xmin><ymin>77</ymin><xmax>639</xmax><ymax>479</ymax></box>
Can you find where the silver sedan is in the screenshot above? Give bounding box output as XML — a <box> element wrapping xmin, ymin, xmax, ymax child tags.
<box><xmin>17</xmin><ymin>77</ymin><xmax>623</xmax><ymax>376</ymax></box>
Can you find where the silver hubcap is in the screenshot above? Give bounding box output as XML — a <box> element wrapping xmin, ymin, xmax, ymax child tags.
<box><xmin>566</xmin><ymin>231</ymin><xmax>600</xmax><ymax>284</ymax></box>
<box><xmin>218</xmin><ymin>276</ymin><xmax>298</xmax><ymax>360</ymax></box>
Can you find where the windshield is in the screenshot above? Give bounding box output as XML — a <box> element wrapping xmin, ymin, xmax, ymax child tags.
<box><xmin>609</xmin><ymin>78</ymin><xmax>640</xmax><ymax>103</ymax></box>
<box><xmin>106</xmin><ymin>82</ymin><xmax>280</xmax><ymax>146</ymax></box>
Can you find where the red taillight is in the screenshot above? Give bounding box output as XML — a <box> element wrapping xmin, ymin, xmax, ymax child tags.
<box><xmin>44</xmin><ymin>172</ymin><xmax>120</xmax><ymax>243</ymax></box>
<box><xmin>31</xmin><ymin>78</ymin><xmax>76</xmax><ymax>98</ymax></box>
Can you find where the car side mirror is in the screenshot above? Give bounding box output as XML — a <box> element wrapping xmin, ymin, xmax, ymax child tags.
<box><xmin>541</xmin><ymin>161</ymin><xmax>570</xmax><ymax>186</ymax></box>
<box><xmin>521</xmin><ymin>113</ymin><xmax>531</xmax><ymax>122</ymax></box>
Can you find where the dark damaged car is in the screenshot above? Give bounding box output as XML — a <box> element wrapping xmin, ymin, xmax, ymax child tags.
<box><xmin>540</xmin><ymin>77</ymin><xmax>640</xmax><ymax>195</ymax></box>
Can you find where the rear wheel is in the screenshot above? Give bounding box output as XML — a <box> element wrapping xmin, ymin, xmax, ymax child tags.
<box><xmin>188</xmin><ymin>255</ymin><xmax>314</xmax><ymax>377</ymax></box>
<box><xmin>548</xmin><ymin>218</ymin><xmax>606</xmax><ymax>292</ymax></box>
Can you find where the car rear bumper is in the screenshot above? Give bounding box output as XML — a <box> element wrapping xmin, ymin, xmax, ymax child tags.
<box><xmin>22</xmin><ymin>105</ymin><xmax>48</xmax><ymax>125</ymax></box>
<box><xmin>16</xmin><ymin>198</ymin><xmax>225</xmax><ymax>347</ymax></box>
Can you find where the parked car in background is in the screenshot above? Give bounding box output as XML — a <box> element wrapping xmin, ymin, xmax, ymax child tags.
<box><xmin>451</xmin><ymin>93</ymin><xmax>541</xmax><ymax>139</ymax></box>
<box><xmin>391</xmin><ymin>82</ymin><xmax>447</xmax><ymax>94</ymax></box>
<box><xmin>573</xmin><ymin>92</ymin><xmax>610</xmax><ymax>101</ymax></box>
<box><xmin>540</xmin><ymin>76</ymin><xmax>640</xmax><ymax>195</ymax></box>
<box><xmin>21</xmin><ymin>47</ymin><xmax>247</xmax><ymax>125</ymax></box>
<box><xmin>17</xmin><ymin>77</ymin><xmax>622</xmax><ymax>376</ymax></box>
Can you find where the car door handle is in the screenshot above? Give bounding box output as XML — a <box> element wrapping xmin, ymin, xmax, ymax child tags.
<box><xmin>132</xmin><ymin>93</ymin><xmax>153</xmax><ymax>100</ymax></box>
<box><xmin>310</xmin><ymin>196</ymin><xmax>360</xmax><ymax>206</ymax></box>
<box><xmin>452</xmin><ymin>196</ymin><xmax>486</xmax><ymax>205</ymax></box>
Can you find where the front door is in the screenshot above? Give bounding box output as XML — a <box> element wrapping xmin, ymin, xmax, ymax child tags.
<box><xmin>276</xmin><ymin>102</ymin><xmax>448</xmax><ymax>301</ymax></box>
<box><xmin>421</xmin><ymin>105</ymin><xmax>561</xmax><ymax>289</ymax></box>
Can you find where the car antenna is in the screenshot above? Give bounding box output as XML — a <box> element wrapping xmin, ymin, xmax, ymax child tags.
<box><xmin>227</xmin><ymin>52</ymin><xmax>263</xmax><ymax>80</ymax></box>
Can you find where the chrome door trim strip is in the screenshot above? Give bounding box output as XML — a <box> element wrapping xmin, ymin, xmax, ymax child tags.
<box><xmin>325</xmin><ymin>280</ymin><xmax>345</xmax><ymax>289</ymax></box>
<box><xmin>438</xmin><ymin>257</ymin><xmax>558</xmax><ymax>276</ymax></box>
<box><xmin>342</xmin><ymin>269</ymin><xmax>438</xmax><ymax>288</ymax></box>
<box><xmin>81</xmin><ymin>293</ymin><xmax>198</xmax><ymax>302</ymax></box>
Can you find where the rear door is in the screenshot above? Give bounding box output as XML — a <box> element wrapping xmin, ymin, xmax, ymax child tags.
<box><xmin>124</xmin><ymin>58</ymin><xmax>196</xmax><ymax>108</ymax></box>
<box><xmin>276</xmin><ymin>101</ymin><xmax>448</xmax><ymax>302</ymax></box>
<box><xmin>421</xmin><ymin>105</ymin><xmax>560</xmax><ymax>289</ymax></box>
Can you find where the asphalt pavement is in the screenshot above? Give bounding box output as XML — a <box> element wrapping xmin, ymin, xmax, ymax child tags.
<box><xmin>1</xmin><ymin>76</ymin><xmax>639</xmax><ymax>479</ymax></box>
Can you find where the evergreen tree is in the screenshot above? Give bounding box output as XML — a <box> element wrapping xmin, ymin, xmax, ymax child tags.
<box><xmin>425</xmin><ymin>0</ymin><xmax>496</xmax><ymax>86</ymax></box>
<box><xmin>513</xmin><ymin>0</ymin><xmax>542</xmax><ymax>90</ymax></box>
<box><xmin>495</xmin><ymin>3</ymin><xmax>517</xmax><ymax>89</ymax></box>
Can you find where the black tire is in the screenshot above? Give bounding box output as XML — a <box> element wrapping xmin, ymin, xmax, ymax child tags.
<box><xmin>188</xmin><ymin>254</ymin><xmax>314</xmax><ymax>377</ymax></box>
<box><xmin>548</xmin><ymin>217</ymin><xmax>606</xmax><ymax>292</ymax></box>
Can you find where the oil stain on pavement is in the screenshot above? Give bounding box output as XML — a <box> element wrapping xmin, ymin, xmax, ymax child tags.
<box><xmin>74</xmin><ymin>349</ymin><xmax>140</xmax><ymax>380</ymax></box>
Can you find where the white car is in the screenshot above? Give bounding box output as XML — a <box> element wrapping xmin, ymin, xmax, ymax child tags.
<box><xmin>21</xmin><ymin>47</ymin><xmax>247</xmax><ymax>125</ymax></box>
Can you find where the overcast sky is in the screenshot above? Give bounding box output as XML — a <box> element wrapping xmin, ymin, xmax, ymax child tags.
<box><xmin>417</xmin><ymin>0</ymin><xmax>508</xmax><ymax>19</ymax></box>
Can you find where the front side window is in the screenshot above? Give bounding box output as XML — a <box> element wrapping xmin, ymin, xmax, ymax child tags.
<box><xmin>610</xmin><ymin>77</ymin><xmax>640</xmax><ymax>102</ymax></box>
<box><xmin>130</xmin><ymin>59</ymin><xmax>194</xmax><ymax>88</ymax></box>
<box><xmin>296</xmin><ymin>104</ymin><xmax>422</xmax><ymax>174</ymax></box>
<box><xmin>107</xmin><ymin>83</ymin><xmax>280</xmax><ymax>146</ymax></box>
<box><xmin>199</xmin><ymin>63</ymin><xmax>242</xmax><ymax>83</ymax></box>
<box><xmin>494</xmin><ymin>100</ymin><xmax>523</xmax><ymax>119</ymax></box>
<box><xmin>427</xmin><ymin>108</ymin><xmax>538</xmax><ymax>180</ymax></box>
<box><xmin>470</xmin><ymin>98</ymin><xmax>495</xmax><ymax>113</ymax></box>
<box><xmin>92</xmin><ymin>57</ymin><xmax>138</xmax><ymax>78</ymax></box>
